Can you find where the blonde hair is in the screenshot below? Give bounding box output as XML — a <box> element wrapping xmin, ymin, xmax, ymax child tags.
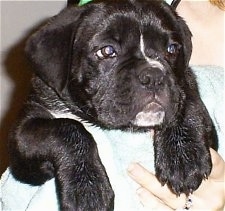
<box><xmin>209</xmin><ymin>0</ymin><xmax>225</xmax><ymax>10</ymax></box>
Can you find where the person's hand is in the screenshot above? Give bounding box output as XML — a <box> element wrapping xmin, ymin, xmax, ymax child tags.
<box><xmin>127</xmin><ymin>148</ymin><xmax>225</xmax><ymax>210</ymax></box>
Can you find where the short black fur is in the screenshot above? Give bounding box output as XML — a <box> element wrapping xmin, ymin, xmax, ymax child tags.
<box><xmin>9</xmin><ymin>0</ymin><xmax>218</xmax><ymax>210</ymax></box>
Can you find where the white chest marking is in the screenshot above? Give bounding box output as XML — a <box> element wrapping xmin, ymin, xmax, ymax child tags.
<box><xmin>50</xmin><ymin>111</ymin><xmax>79</xmax><ymax>120</ymax></box>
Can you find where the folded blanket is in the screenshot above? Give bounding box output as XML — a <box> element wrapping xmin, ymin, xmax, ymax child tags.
<box><xmin>1</xmin><ymin>65</ymin><xmax>224</xmax><ymax>211</ymax></box>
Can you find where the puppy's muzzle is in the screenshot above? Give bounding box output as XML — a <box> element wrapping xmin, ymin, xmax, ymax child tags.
<box><xmin>134</xmin><ymin>66</ymin><xmax>166</xmax><ymax>127</ymax></box>
<box><xmin>138</xmin><ymin>67</ymin><xmax>165</xmax><ymax>88</ymax></box>
<box><xmin>133</xmin><ymin>102</ymin><xmax>165</xmax><ymax>127</ymax></box>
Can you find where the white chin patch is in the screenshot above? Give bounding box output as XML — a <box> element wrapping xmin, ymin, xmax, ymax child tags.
<box><xmin>133</xmin><ymin>102</ymin><xmax>165</xmax><ymax>127</ymax></box>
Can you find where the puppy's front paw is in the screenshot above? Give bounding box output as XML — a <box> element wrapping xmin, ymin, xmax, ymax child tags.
<box><xmin>59</xmin><ymin>161</ymin><xmax>114</xmax><ymax>211</ymax></box>
<box><xmin>155</xmin><ymin>138</ymin><xmax>212</xmax><ymax>195</ymax></box>
<box><xmin>75</xmin><ymin>173</ymin><xmax>114</xmax><ymax>211</ymax></box>
<box><xmin>60</xmin><ymin>174</ymin><xmax>114</xmax><ymax>211</ymax></box>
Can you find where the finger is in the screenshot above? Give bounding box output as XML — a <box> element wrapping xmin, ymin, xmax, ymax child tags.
<box><xmin>209</xmin><ymin>148</ymin><xmax>225</xmax><ymax>181</ymax></box>
<box><xmin>127</xmin><ymin>162</ymin><xmax>176</xmax><ymax>197</ymax></box>
<box><xmin>127</xmin><ymin>163</ymin><xmax>158</xmax><ymax>190</ymax></box>
<box><xmin>127</xmin><ymin>163</ymin><xmax>186</xmax><ymax>208</ymax></box>
<box><xmin>136</xmin><ymin>187</ymin><xmax>173</xmax><ymax>210</ymax></box>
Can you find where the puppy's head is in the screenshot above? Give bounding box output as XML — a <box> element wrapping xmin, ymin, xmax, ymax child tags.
<box><xmin>26</xmin><ymin>0</ymin><xmax>192</xmax><ymax>130</ymax></box>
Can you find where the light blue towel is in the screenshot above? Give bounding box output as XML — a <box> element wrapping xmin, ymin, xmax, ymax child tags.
<box><xmin>1</xmin><ymin>66</ymin><xmax>224</xmax><ymax>210</ymax></box>
<box><xmin>192</xmin><ymin>66</ymin><xmax>224</xmax><ymax>156</ymax></box>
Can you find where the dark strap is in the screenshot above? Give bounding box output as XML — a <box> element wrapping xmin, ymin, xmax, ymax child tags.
<box><xmin>171</xmin><ymin>0</ymin><xmax>181</xmax><ymax>9</ymax></box>
<box><xmin>67</xmin><ymin>0</ymin><xmax>80</xmax><ymax>6</ymax></box>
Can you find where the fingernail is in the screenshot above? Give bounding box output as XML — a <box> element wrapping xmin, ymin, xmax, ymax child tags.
<box><xmin>127</xmin><ymin>162</ymin><xmax>137</xmax><ymax>173</ymax></box>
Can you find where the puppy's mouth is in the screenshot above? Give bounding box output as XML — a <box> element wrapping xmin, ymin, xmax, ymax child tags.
<box><xmin>133</xmin><ymin>102</ymin><xmax>165</xmax><ymax>127</ymax></box>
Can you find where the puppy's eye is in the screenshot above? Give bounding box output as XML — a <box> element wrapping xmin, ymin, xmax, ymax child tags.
<box><xmin>167</xmin><ymin>43</ymin><xmax>180</xmax><ymax>55</ymax></box>
<box><xmin>96</xmin><ymin>46</ymin><xmax>117</xmax><ymax>59</ymax></box>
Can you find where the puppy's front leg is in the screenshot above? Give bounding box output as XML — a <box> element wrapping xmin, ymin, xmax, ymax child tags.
<box><xmin>53</xmin><ymin>121</ymin><xmax>114</xmax><ymax>211</ymax></box>
<box><xmin>9</xmin><ymin>117</ymin><xmax>114</xmax><ymax>211</ymax></box>
<box><xmin>153</xmin><ymin>118</ymin><xmax>213</xmax><ymax>195</ymax></box>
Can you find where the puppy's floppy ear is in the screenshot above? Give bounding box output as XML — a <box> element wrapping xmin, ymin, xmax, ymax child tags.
<box><xmin>170</xmin><ymin>0</ymin><xmax>192</xmax><ymax>67</ymax></box>
<box><xmin>25</xmin><ymin>6</ymin><xmax>85</xmax><ymax>93</ymax></box>
<box><xmin>177</xmin><ymin>17</ymin><xmax>192</xmax><ymax>67</ymax></box>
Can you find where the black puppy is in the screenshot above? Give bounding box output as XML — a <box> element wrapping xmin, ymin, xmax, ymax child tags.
<box><xmin>9</xmin><ymin>0</ymin><xmax>218</xmax><ymax>210</ymax></box>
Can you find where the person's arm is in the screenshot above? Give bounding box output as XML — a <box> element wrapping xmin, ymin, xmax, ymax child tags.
<box><xmin>128</xmin><ymin>148</ymin><xmax>225</xmax><ymax>210</ymax></box>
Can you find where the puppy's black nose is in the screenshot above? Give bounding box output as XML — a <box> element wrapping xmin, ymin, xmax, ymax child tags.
<box><xmin>138</xmin><ymin>68</ymin><xmax>165</xmax><ymax>88</ymax></box>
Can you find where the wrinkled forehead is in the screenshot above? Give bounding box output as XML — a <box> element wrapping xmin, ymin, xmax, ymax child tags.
<box><xmin>81</xmin><ymin>2</ymin><xmax>180</xmax><ymax>45</ymax></box>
